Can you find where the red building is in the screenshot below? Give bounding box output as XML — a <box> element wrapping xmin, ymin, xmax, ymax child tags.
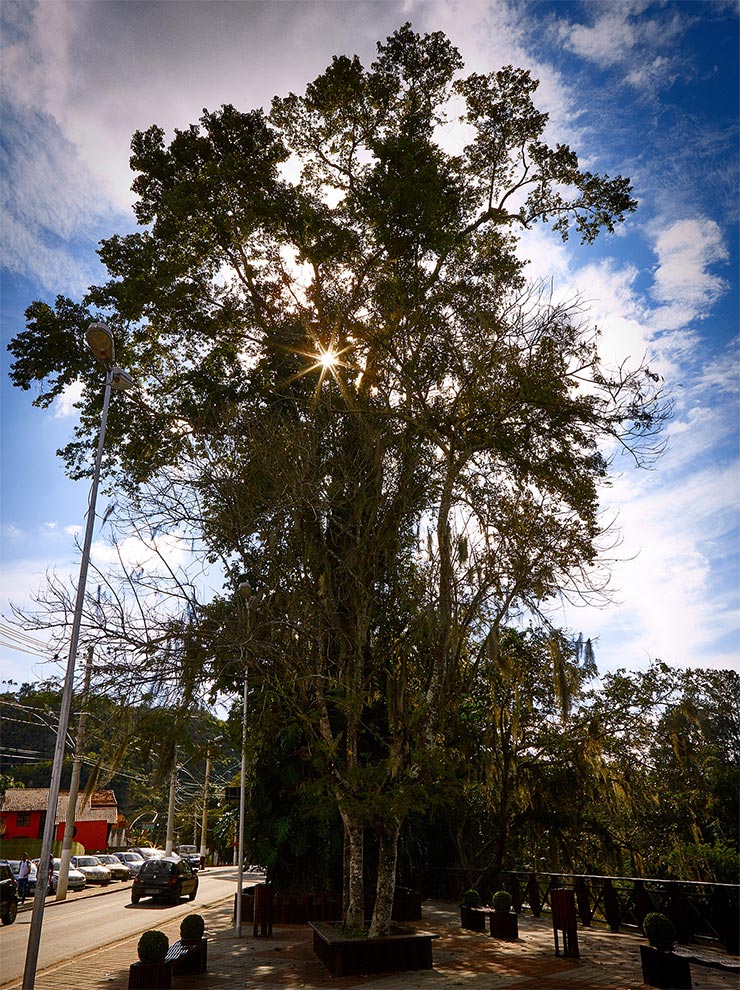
<box><xmin>0</xmin><ymin>788</ymin><xmax>120</xmax><ymax>852</ymax></box>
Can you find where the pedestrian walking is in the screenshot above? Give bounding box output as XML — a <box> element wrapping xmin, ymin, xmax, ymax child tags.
<box><xmin>17</xmin><ymin>852</ymin><xmax>31</xmax><ymax>903</ymax></box>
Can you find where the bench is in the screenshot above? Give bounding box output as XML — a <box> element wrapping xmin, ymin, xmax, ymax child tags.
<box><xmin>551</xmin><ymin>888</ymin><xmax>579</xmax><ymax>958</ymax></box>
<box><xmin>165</xmin><ymin>938</ymin><xmax>208</xmax><ymax>976</ymax></box>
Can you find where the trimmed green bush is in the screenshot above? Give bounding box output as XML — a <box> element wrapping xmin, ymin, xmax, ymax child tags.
<box><xmin>492</xmin><ymin>890</ymin><xmax>513</xmax><ymax>913</ymax></box>
<box><xmin>643</xmin><ymin>912</ymin><xmax>676</xmax><ymax>951</ymax></box>
<box><xmin>462</xmin><ymin>888</ymin><xmax>481</xmax><ymax>907</ymax></box>
<box><xmin>137</xmin><ymin>929</ymin><xmax>169</xmax><ymax>964</ymax></box>
<box><xmin>180</xmin><ymin>913</ymin><xmax>205</xmax><ymax>942</ymax></box>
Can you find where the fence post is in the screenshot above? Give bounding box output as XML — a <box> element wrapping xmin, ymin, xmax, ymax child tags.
<box><xmin>575</xmin><ymin>876</ymin><xmax>593</xmax><ymax>926</ymax></box>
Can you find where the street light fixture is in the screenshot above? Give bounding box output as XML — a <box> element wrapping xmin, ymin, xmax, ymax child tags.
<box><xmin>23</xmin><ymin>323</ymin><xmax>133</xmax><ymax>990</ymax></box>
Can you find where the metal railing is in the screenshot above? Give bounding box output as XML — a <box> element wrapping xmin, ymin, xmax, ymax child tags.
<box><xmin>502</xmin><ymin>871</ymin><xmax>739</xmax><ymax>954</ymax></box>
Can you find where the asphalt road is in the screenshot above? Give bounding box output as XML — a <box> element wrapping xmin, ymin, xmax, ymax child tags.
<box><xmin>0</xmin><ymin>866</ymin><xmax>253</xmax><ymax>987</ymax></box>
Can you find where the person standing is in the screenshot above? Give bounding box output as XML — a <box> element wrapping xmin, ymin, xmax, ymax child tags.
<box><xmin>17</xmin><ymin>852</ymin><xmax>31</xmax><ymax>903</ymax></box>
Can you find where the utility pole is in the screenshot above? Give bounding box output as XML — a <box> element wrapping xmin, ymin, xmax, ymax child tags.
<box><xmin>165</xmin><ymin>749</ymin><xmax>177</xmax><ymax>855</ymax></box>
<box><xmin>56</xmin><ymin>644</ymin><xmax>94</xmax><ymax>900</ymax></box>
<box><xmin>199</xmin><ymin>736</ymin><xmax>222</xmax><ymax>865</ymax></box>
<box><xmin>235</xmin><ymin>666</ymin><xmax>248</xmax><ymax>935</ymax></box>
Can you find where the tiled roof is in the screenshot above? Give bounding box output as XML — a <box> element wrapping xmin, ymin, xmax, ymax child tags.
<box><xmin>1</xmin><ymin>788</ymin><xmax>118</xmax><ymax>822</ymax></box>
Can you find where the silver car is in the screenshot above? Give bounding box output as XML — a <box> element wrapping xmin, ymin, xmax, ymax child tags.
<box><xmin>94</xmin><ymin>854</ymin><xmax>131</xmax><ymax>881</ymax></box>
<box><xmin>114</xmin><ymin>851</ymin><xmax>145</xmax><ymax>876</ymax></box>
<box><xmin>23</xmin><ymin>860</ymin><xmax>87</xmax><ymax>893</ymax></box>
<box><xmin>70</xmin><ymin>855</ymin><xmax>112</xmax><ymax>885</ymax></box>
<box><xmin>50</xmin><ymin>858</ymin><xmax>87</xmax><ymax>892</ymax></box>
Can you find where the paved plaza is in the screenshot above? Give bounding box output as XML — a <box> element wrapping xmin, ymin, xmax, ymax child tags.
<box><xmin>3</xmin><ymin>893</ymin><xmax>738</xmax><ymax>990</ymax></box>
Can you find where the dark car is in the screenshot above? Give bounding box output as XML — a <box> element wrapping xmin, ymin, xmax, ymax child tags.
<box><xmin>0</xmin><ymin>861</ymin><xmax>19</xmax><ymax>925</ymax></box>
<box><xmin>130</xmin><ymin>857</ymin><xmax>198</xmax><ymax>904</ymax></box>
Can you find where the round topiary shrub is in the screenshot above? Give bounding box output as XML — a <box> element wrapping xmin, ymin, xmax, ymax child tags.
<box><xmin>137</xmin><ymin>929</ymin><xmax>169</xmax><ymax>964</ymax></box>
<box><xmin>462</xmin><ymin>888</ymin><xmax>481</xmax><ymax>908</ymax></box>
<box><xmin>643</xmin><ymin>912</ymin><xmax>677</xmax><ymax>952</ymax></box>
<box><xmin>492</xmin><ymin>890</ymin><xmax>513</xmax><ymax>913</ymax></box>
<box><xmin>180</xmin><ymin>913</ymin><xmax>205</xmax><ymax>942</ymax></box>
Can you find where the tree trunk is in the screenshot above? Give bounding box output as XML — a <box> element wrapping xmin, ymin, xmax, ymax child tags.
<box><xmin>340</xmin><ymin>810</ymin><xmax>364</xmax><ymax>929</ymax></box>
<box><xmin>369</xmin><ymin>817</ymin><xmax>401</xmax><ymax>937</ymax></box>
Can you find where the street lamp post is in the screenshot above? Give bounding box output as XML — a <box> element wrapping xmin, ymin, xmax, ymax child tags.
<box><xmin>235</xmin><ymin>579</ymin><xmax>253</xmax><ymax>936</ymax></box>
<box><xmin>23</xmin><ymin>323</ymin><xmax>132</xmax><ymax>990</ymax></box>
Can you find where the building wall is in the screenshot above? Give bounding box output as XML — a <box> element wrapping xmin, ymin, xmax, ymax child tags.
<box><xmin>1</xmin><ymin>810</ymin><xmax>45</xmax><ymax>842</ymax></box>
<box><xmin>4</xmin><ymin>812</ymin><xmax>110</xmax><ymax>852</ymax></box>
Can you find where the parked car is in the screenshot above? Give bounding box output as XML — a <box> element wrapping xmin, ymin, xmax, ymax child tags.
<box><xmin>49</xmin><ymin>858</ymin><xmax>87</xmax><ymax>892</ymax></box>
<box><xmin>129</xmin><ymin>847</ymin><xmax>165</xmax><ymax>861</ymax></box>
<box><xmin>114</xmin><ymin>851</ymin><xmax>145</xmax><ymax>876</ymax></box>
<box><xmin>131</xmin><ymin>857</ymin><xmax>198</xmax><ymax>904</ymax></box>
<box><xmin>94</xmin><ymin>854</ymin><xmax>131</xmax><ymax>881</ymax></box>
<box><xmin>0</xmin><ymin>861</ymin><xmax>19</xmax><ymax>925</ymax></box>
<box><xmin>70</xmin><ymin>855</ymin><xmax>112</xmax><ymax>885</ymax></box>
<box><xmin>175</xmin><ymin>844</ymin><xmax>201</xmax><ymax>870</ymax></box>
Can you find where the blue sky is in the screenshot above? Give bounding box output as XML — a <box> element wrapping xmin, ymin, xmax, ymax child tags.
<box><xmin>1</xmin><ymin>0</ymin><xmax>738</xmax><ymax>685</ymax></box>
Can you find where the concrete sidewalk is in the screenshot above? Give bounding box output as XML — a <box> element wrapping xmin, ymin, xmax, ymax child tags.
<box><xmin>4</xmin><ymin>897</ymin><xmax>738</xmax><ymax>990</ymax></box>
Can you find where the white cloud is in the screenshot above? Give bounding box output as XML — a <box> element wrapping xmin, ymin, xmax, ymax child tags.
<box><xmin>560</xmin><ymin>329</ymin><xmax>740</xmax><ymax>674</ymax></box>
<box><xmin>557</xmin><ymin>1</ymin><xmax>687</xmax><ymax>91</ymax></box>
<box><xmin>91</xmin><ymin>532</ymin><xmax>190</xmax><ymax>576</ymax></box>
<box><xmin>53</xmin><ymin>380</ymin><xmax>84</xmax><ymax>418</ymax></box>
<box><xmin>648</xmin><ymin>218</ymin><xmax>729</xmax><ymax>330</ymax></box>
<box><xmin>1</xmin><ymin>524</ymin><xmax>24</xmax><ymax>544</ymax></box>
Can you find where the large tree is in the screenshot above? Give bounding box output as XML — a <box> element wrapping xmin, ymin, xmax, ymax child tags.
<box><xmin>8</xmin><ymin>25</ymin><xmax>665</xmax><ymax>934</ymax></box>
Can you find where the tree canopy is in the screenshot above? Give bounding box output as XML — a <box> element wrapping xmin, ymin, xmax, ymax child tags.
<box><xmin>7</xmin><ymin>25</ymin><xmax>670</xmax><ymax>934</ymax></box>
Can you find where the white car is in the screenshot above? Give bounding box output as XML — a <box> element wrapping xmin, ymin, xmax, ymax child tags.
<box><xmin>70</xmin><ymin>855</ymin><xmax>112</xmax><ymax>885</ymax></box>
<box><xmin>50</xmin><ymin>858</ymin><xmax>87</xmax><ymax>892</ymax></box>
<box><xmin>24</xmin><ymin>859</ymin><xmax>87</xmax><ymax>893</ymax></box>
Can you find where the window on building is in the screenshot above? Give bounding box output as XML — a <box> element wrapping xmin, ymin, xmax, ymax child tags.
<box><xmin>16</xmin><ymin>811</ymin><xmax>31</xmax><ymax>827</ymax></box>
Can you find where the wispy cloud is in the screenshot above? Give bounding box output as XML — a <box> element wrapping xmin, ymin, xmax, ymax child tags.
<box><xmin>557</xmin><ymin>1</ymin><xmax>688</xmax><ymax>91</ymax></box>
<box><xmin>649</xmin><ymin>218</ymin><xmax>729</xmax><ymax>330</ymax></box>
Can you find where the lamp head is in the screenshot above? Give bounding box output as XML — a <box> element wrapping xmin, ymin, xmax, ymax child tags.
<box><xmin>86</xmin><ymin>322</ymin><xmax>115</xmax><ymax>364</ymax></box>
<box><xmin>111</xmin><ymin>367</ymin><xmax>134</xmax><ymax>391</ymax></box>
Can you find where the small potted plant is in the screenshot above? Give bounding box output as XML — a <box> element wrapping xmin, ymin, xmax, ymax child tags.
<box><xmin>174</xmin><ymin>913</ymin><xmax>208</xmax><ymax>975</ymax></box>
<box><xmin>640</xmin><ymin>912</ymin><xmax>691</xmax><ymax>989</ymax></box>
<box><xmin>460</xmin><ymin>888</ymin><xmax>486</xmax><ymax>931</ymax></box>
<box><xmin>180</xmin><ymin>913</ymin><xmax>205</xmax><ymax>943</ymax></box>
<box><xmin>490</xmin><ymin>889</ymin><xmax>518</xmax><ymax>940</ymax></box>
<box><xmin>129</xmin><ymin>930</ymin><xmax>171</xmax><ymax>989</ymax></box>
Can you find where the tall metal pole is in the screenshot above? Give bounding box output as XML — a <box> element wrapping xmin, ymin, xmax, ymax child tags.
<box><xmin>199</xmin><ymin>743</ymin><xmax>212</xmax><ymax>864</ymax></box>
<box><xmin>56</xmin><ymin>643</ymin><xmax>93</xmax><ymax>900</ymax></box>
<box><xmin>23</xmin><ymin>368</ymin><xmax>114</xmax><ymax>990</ymax></box>
<box><xmin>235</xmin><ymin>667</ymin><xmax>248</xmax><ymax>935</ymax></box>
<box><xmin>165</xmin><ymin>749</ymin><xmax>177</xmax><ymax>855</ymax></box>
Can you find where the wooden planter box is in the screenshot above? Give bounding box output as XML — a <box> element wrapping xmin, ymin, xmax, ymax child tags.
<box><xmin>235</xmin><ymin>887</ymin><xmax>341</xmax><ymax>924</ymax></box>
<box><xmin>460</xmin><ymin>905</ymin><xmax>487</xmax><ymax>931</ymax></box>
<box><xmin>490</xmin><ymin>910</ymin><xmax>519</xmax><ymax>940</ymax></box>
<box><xmin>640</xmin><ymin>946</ymin><xmax>693</xmax><ymax>989</ymax></box>
<box><xmin>128</xmin><ymin>961</ymin><xmax>172</xmax><ymax>989</ymax></box>
<box><xmin>309</xmin><ymin>921</ymin><xmax>438</xmax><ymax>976</ymax></box>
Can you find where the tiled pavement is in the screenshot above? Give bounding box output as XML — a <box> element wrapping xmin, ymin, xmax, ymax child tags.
<box><xmin>5</xmin><ymin>895</ymin><xmax>738</xmax><ymax>990</ymax></box>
